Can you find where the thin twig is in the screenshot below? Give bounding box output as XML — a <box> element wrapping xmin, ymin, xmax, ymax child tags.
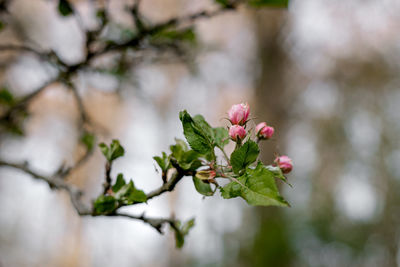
<box><xmin>146</xmin><ymin>158</ymin><xmax>193</xmax><ymax>201</ymax></box>
<box><xmin>58</xmin><ymin>146</ymin><xmax>95</xmax><ymax>179</ymax></box>
<box><xmin>0</xmin><ymin>78</ymin><xmax>57</xmax><ymax>121</ymax></box>
<box><xmin>0</xmin><ymin>160</ymin><xmax>90</xmax><ymax>215</ymax></box>
<box><xmin>0</xmin><ymin>44</ymin><xmax>47</xmax><ymax>58</ymax></box>
<box><xmin>108</xmin><ymin>212</ymin><xmax>176</xmax><ymax>234</ymax></box>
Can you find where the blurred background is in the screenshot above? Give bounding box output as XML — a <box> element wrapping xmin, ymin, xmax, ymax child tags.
<box><xmin>1</xmin><ymin>0</ymin><xmax>400</xmax><ymax>266</ymax></box>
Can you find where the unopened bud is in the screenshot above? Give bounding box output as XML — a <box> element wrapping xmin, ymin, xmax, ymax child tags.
<box><xmin>256</xmin><ymin>122</ymin><xmax>274</xmax><ymax>139</ymax></box>
<box><xmin>274</xmin><ymin>155</ymin><xmax>293</xmax><ymax>174</ymax></box>
<box><xmin>228</xmin><ymin>103</ymin><xmax>250</xmax><ymax>125</ymax></box>
<box><xmin>229</xmin><ymin>125</ymin><xmax>246</xmax><ymax>141</ymax></box>
<box><xmin>195</xmin><ymin>170</ymin><xmax>217</xmax><ymax>180</ymax></box>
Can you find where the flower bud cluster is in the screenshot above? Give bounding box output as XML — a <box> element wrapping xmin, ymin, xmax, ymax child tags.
<box><xmin>227</xmin><ymin>103</ymin><xmax>249</xmax><ymax>142</ymax></box>
<box><xmin>227</xmin><ymin>103</ymin><xmax>293</xmax><ymax>173</ymax></box>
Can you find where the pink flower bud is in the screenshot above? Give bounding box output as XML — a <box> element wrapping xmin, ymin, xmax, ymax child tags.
<box><xmin>274</xmin><ymin>155</ymin><xmax>293</xmax><ymax>174</ymax></box>
<box><xmin>256</xmin><ymin>122</ymin><xmax>274</xmax><ymax>139</ymax></box>
<box><xmin>228</xmin><ymin>103</ymin><xmax>250</xmax><ymax>125</ymax></box>
<box><xmin>229</xmin><ymin>125</ymin><xmax>246</xmax><ymax>141</ymax></box>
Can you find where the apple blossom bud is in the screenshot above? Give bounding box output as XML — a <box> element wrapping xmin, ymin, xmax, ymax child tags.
<box><xmin>228</xmin><ymin>103</ymin><xmax>250</xmax><ymax>125</ymax></box>
<box><xmin>195</xmin><ymin>170</ymin><xmax>217</xmax><ymax>180</ymax></box>
<box><xmin>274</xmin><ymin>155</ymin><xmax>293</xmax><ymax>174</ymax></box>
<box><xmin>256</xmin><ymin>122</ymin><xmax>274</xmax><ymax>139</ymax></box>
<box><xmin>229</xmin><ymin>125</ymin><xmax>246</xmax><ymax>141</ymax></box>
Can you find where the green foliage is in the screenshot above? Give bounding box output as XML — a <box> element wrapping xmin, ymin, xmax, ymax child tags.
<box><xmin>265</xmin><ymin>164</ymin><xmax>289</xmax><ymax>184</ymax></box>
<box><xmin>153</xmin><ymin>152</ymin><xmax>170</xmax><ymax>172</ymax></box>
<box><xmin>112</xmin><ymin>173</ymin><xmax>126</xmax><ymax>192</ymax></box>
<box><xmin>215</xmin><ymin>0</ymin><xmax>232</xmax><ymax>8</ymax></box>
<box><xmin>81</xmin><ymin>132</ymin><xmax>95</xmax><ymax>151</ymax></box>
<box><xmin>213</xmin><ymin>127</ymin><xmax>229</xmax><ymax>149</ymax></box>
<box><xmin>0</xmin><ymin>88</ymin><xmax>14</xmax><ymax>106</ymax></box>
<box><xmin>179</xmin><ymin>111</ymin><xmax>229</xmax><ymax>161</ymax></box>
<box><xmin>230</xmin><ymin>140</ymin><xmax>260</xmax><ymax>174</ymax></box>
<box><xmin>173</xmin><ymin>218</ymin><xmax>195</xmax><ymax>248</ymax></box>
<box><xmin>193</xmin><ymin>177</ymin><xmax>214</xmax><ymax>196</ymax></box>
<box><xmin>112</xmin><ymin>173</ymin><xmax>146</xmax><ymax>204</ymax></box>
<box><xmin>221</xmin><ymin>162</ymin><xmax>289</xmax><ymax>207</ymax></box>
<box><xmin>99</xmin><ymin>139</ymin><xmax>125</xmax><ymax>162</ymax></box>
<box><xmin>248</xmin><ymin>0</ymin><xmax>289</xmax><ymax>7</ymax></box>
<box><xmin>94</xmin><ymin>173</ymin><xmax>146</xmax><ymax>215</ymax></box>
<box><xmin>93</xmin><ymin>195</ymin><xmax>118</xmax><ymax>214</ymax></box>
<box><xmin>58</xmin><ymin>0</ymin><xmax>74</xmax><ymax>16</ymax></box>
<box><xmin>114</xmin><ymin>180</ymin><xmax>147</xmax><ymax>204</ymax></box>
<box><xmin>179</xmin><ymin>110</ymin><xmax>215</xmax><ymax>156</ymax></box>
<box><xmin>221</xmin><ymin>179</ymin><xmax>243</xmax><ymax>198</ymax></box>
<box><xmin>152</xmin><ymin>28</ymin><xmax>196</xmax><ymax>44</ymax></box>
<box><xmin>170</xmin><ymin>139</ymin><xmax>202</xmax><ymax>171</ymax></box>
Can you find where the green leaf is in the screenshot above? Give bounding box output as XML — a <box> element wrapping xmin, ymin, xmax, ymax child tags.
<box><xmin>173</xmin><ymin>218</ymin><xmax>195</xmax><ymax>248</ymax></box>
<box><xmin>265</xmin><ymin>164</ymin><xmax>290</xmax><ymax>184</ymax></box>
<box><xmin>153</xmin><ymin>152</ymin><xmax>170</xmax><ymax>172</ymax></box>
<box><xmin>192</xmin><ymin>115</ymin><xmax>214</xmax><ymax>138</ymax></box>
<box><xmin>115</xmin><ymin>180</ymin><xmax>147</xmax><ymax>204</ymax></box>
<box><xmin>193</xmin><ymin>176</ymin><xmax>214</xmax><ymax>196</ymax></box>
<box><xmin>112</xmin><ymin>173</ymin><xmax>126</xmax><ymax>192</ymax></box>
<box><xmin>220</xmin><ymin>178</ymin><xmax>243</xmax><ymax>199</ymax></box>
<box><xmin>109</xmin><ymin>139</ymin><xmax>125</xmax><ymax>160</ymax></box>
<box><xmin>221</xmin><ymin>162</ymin><xmax>289</xmax><ymax>207</ymax></box>
<box><xmin>241</xmin><ymin>163</ymin><xmax>289</xmax><ymax>206</ymax></box>
<box><xmin>0</xmin><ymin>88</ymin><xmax>14</xmax><ymax>106</ymax></box>
<box><xmin>248</xmin><ymin>0</ymin><xmax>289</xmax><ymax>8</ymax></box>
<box><xmin>230</xmin><ymin>140</ymin><xmax>259</xmax><ymax>174</ymax></box>
<box><xmin>81</xmin><ymin>132</ymin><xmax>95</xmax><ymax>151</ymax></box>
<box><xmin>99</xmin><ymin>139</ymin><xmax>125</xmax><ymax>162</ymax></box>
<box><xmin>170</xmin><ymin>139</ymin><xmax>202</xmax><ymax>171</ymax></box>
<box><xmin>170</xmin><ymin>139</ymin><xmax>187</xmax><ymax>161</ymax></box>
<box><xmin>213</xmin><ymin>127</ymin><xmax>229</xmax><ymax>149</ymax></box>
<box><xmin>99</xmin><ymin>143</ymin><xmax>109</xmax><ymax>158</ymax></box>
<box><xmin>93</xmin><ymin>195</ymin><xmax>118</xmax><ymax>214</ymax></box>
<box><xmin>179</xmin><ymin>110</ymin><xmax>214</xmax><ymax>156</ymax></box>
<box><xmin>179</xmin><ymin>152</ymin><xmax>202</xmax><ymax>171</ymax></box>
<box><xmin>58</xmin><ymin>0</ymin><xmax>74</xmax><ymax>16</ymax></box>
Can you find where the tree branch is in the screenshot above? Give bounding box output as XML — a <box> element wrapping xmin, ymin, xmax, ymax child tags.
<box><xmin>146</xmin><ymin>158</ymin><xmax>193</xmax><ymax>201</ymax></box>
<box><xmin>0</xmin><ymin>160</ymin><xmax>90</xmax><ymax>214</ymax></box>
<box><xmin>0</xmin><ymin>159</ymin><xmax>182</xmax><ymax>234</ymax></box>
<box><xmin>57</xmin><ymin>144</ymin><xmax>95</xmax><ymax>180</ymax></box>
<box><xmin>107</xmin><ymin>212</ymin><xmax>176</xmax><ymax>234</ymax></box>
<box><xmin>0</xmin><ymin>78</ymin><xmax>58</xmax><ymax>122</ymax></box>
<box><xmin>91</xmin><ymin>1</ymin><xmax>243</xmax><ymax>58</ymax></box>
<box><xmin>0</xmin><ymin>0</ymin><xmax>243</xmax><ymax>241</ymax></box>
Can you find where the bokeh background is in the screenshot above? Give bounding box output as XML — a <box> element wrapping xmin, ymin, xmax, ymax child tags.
<box><xmin>1</xmin><ymin>0</ymin><xmax>400</xmax><ymax>266</ymax></box>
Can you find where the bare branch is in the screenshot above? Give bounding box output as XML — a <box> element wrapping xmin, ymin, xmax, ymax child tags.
<box><xmin>57</xmin><ymin>145</ymin><xmax>95</xmax><ymax>180</ymax></box>
<box><xmin>0</xmin><ymin>160</ymin><xmax>90</xmax><ymax>215</ymax></box>
<box><xmin>107</xmin><ymin>212</ymin><xmax>176</xmax><ymax>234</ymax></box>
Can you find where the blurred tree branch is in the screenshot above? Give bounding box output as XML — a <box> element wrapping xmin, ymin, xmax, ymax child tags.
<box><xmin>0</xmin><ymin>157</ymin><xmax>192</xmax><ymax>234</ymax></box>
<box><xmin>0</xmin><ymin>0</ymin><xmax>244</xmax><ymax>242</ymax></box>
